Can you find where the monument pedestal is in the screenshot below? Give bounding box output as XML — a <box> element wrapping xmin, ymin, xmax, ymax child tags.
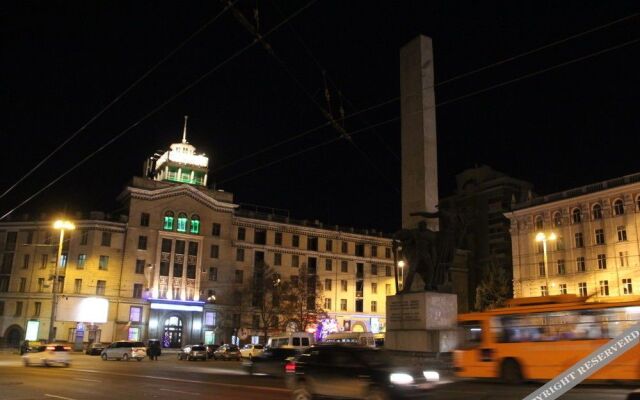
<box><xmin>385</xmin><ymin>292</ymin><xmax>457</xmax><ymax>353</ymax></box>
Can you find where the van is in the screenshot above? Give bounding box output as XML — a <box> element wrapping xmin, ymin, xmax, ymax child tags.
<box><xmin>324</xmin><ymin>332</ymin><xmax>377</xmax><ymax>347</ymax></box>
<box><xmin>267</xmin><ymin>332</ymin><xmax>314</xmax><ymax>350</ymax></box>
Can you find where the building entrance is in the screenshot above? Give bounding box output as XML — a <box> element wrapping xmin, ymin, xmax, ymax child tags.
<box><xmin>163</xmin><ymin>316</ymin><xmax>183</xmax><ymax>348</ymax></box>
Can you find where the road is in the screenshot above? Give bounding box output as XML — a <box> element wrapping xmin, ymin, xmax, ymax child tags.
<box><xmin>0</xmin><ymin>352</ymin><xmax>636</xmax><ymax>400</ymax></box>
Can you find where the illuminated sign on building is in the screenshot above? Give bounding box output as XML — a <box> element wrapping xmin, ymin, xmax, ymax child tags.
<box><xmin>25</xmin><ymin>320</ymin><xmax>39</xmax><ymax>341</ymax></box>
<box><xmin>150</xmin><ymin>302</ymin><xmax>203</xmax><ymax>312</ymax></box>
<box><xmin>57</xmin><ymin>297</ymin><xmax>109</xmax><ymax>323</ymax></box>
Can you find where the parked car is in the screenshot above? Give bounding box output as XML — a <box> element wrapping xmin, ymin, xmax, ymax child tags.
<box><xmin>212</xmin><ymin>344</ymin><xmax>241</xmax><ymax>361</ymax></box>
<box><xmin>205</xmin><ymin>344</ymin><xmax>220</xmax><ymax>359</ymax></box>
<box><xmin>240</xmin><ymin>343</ymin><xmax>265</xmax><ymax>359</ymax></box>
<box><xmin>284</xmin><ymin>345</ymin><xmax>440</xmax><ymax>400</ymax></box>
<box><xmin>101</xmin><ymin>341</ymin><xmax>147</xmax><ymax>361</ymax></box>
<box><xmin>23</xmin><ymin>344</ymin><xmax>71</xmax><ymax>367</ymax></box>
<box><xmin>85</xmin><ymin>342</ymin><xmax>105</xmax><ymax>355</ymax></box>
<box><xmin>244</xmin><ymin>347</ymin><xmax>299</xmax><ymax>377</ymax></box>
<box><xmin>178</xmin><ymin>344</ymin><xmax>207</xmax><ymax>361</ymax></box>
<box><xmin>267</xmin><ymin>332</ymin><xmax>314</xmax><ymax>351</ymax></box>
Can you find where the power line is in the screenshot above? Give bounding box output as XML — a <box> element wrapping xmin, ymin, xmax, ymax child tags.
<box><xmin>0</xmin><ymin>0</ymin><xmax>317</xmax><ymax>222</ymax></box>
<box><xmin>0</xmin><ymin>1</ymin><xmax>238</xmax><ymax>202</ymax></box>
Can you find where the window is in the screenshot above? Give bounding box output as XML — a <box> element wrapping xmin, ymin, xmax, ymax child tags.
<box><xmin>595</xmin><ymin>229</ymin><xmax>605</xmax><ymax>245</ymax></box>
<box><xmin>129</xmin><ymin>306</ymin><xmax>142</xmax><ymax>322</ymax></box>
<box><xmin>386</xmin><ymin>265</ymin><xmax>392</xmax><ymax>276</ymax></box>
<box><xmin>205</xmin><ymin>311</ymin><xmax>216</xmax><ymax>326</ymax></box>
<box><xmin>208</xmin><ymin>267</ymin><xmax>218</xmax><ymax>281</ymax></box>
<box><xmin>273</xmin><ymin>253</ymin><xmax>282</xmax><ymax>266</ymax></box>
<box><xmin>371</xmin><ymin>264</ymin><xmax>378</xmax><ymax>275</ymax></box>
<box><xmin>559</xmin><ymin>283</ymin><xmax>567</xmax><ymax>295</ymax></box>
<box><xmin>164</xmin><ymin>212</ymin><xmax>175</xmax><ymax>230</ymax></box>
<box><xmin>538</xmin><ymin>262</ymin><xmax>546</xmax><ymax>277</ymax></box>
<box><xmin>80</xmin><ymin>230</ymin><xmax>89</xmax><ymax>245</ymax></box>
<box><xmin>341</xmin><ymin>260</ymin><xmax>348</xmax><ymax>273</ymax></box>
<box><xmin>133</xmin><ymin>259</ymin><xmax>144</xmax><ymax>274</ymax></box>
<box><xmin>0</xmin><ymin>301</ymin><xmax>4</xmax><ymax>316</ymax></box>
<box><xmin>326</xmin><ymin>239</ymin><xmax>333</xmax><ymax>251</ymax></box>
<box><xmin>617</xmin><ymin>226</ymin><xmax>627</xmax><ymax>241</ymax></box>
<box><xmin>254</xmin><ymin>229</ymin><xmax>266</xmax><ymax>245</ymax></box>
<box><xmin>371</xmin><ymin>282</ymin><xmax>377</xmax><ymax>294</ymax></box>
<box><xmin>237</xmin><ymin>227</ymin><xmax>246</xmax><ymax>241</ymax></box>
<box><xmin>211</xmin><ymin>223</ymin><xmax>221</xmax><ymax>236</ymax></box>
<box><xmin>325</xmin><ymin>279</ymin><xmax>332</xmax><ymax>291</ymax></box>
<box><xmin>26</xmin><ymin>231</ymin><xmax>33</xmax><ymax>245</ymax></box>
<box><xmin>371</xmin><ymin>245</ymin><xmax>378</xmax><ymax>257</ymax></box>
<box><xmin>385</xmin><ymin>248</ymin><xmax>391</xmax><ymax>259</ymax></box>
<box><xmin>592</xmin><ymin>204</ymin><xmax>602</xmax><ymax>220</ymax></box>
<box><xmin>96</xmin><ymin>280</ymin><xmax>106</xmax><ymax>295</ymax></box>
<box><xmin>371</xmin><ymin>301</ymin><xmax>378</xmax><ymax>313</ymax></box>
<box><xmin>101</xmin><ymin>231</ymin><xmax>111</xmax><ymax>247</ymax></box>
<box><xmin>537</xmin><ymin>241</ymin><xmax>544</xmax><ymax>254</ymax></box>
<box><xmin>572</xmin><ymin>208</ymin><xmax>582</xmax><ymax>223</ymax></box>
<box><xmin>235</xmin><ymin>270</ymin><xmax>244</xmax><ymax>283</ymax></box>
<box><xmin>43</xmin><ymin>231</ymin><xmax>52</xmax><ymax>245</ymax></box>
<box><xmin>236</xmin><ymin>248</ymin><xmax>245</xmax><ymax>262</ymax></box>
<box><xmin>210</xmin><ymin>245</ymin><xmax>219</xmax><ymax>258</ymax></box>
<box><xmin>557</xmin><ymin>260</ymin><xmax>565</xmax><ymax>275</ymax></box>
<box><xmin>620</xmin><ymin>251</ymin><xmax>629</xmax><ymax>267</ymax></box>
<box><xmin>613</xmin><ymin>199</ymin><xmax>625</xmax><ymax>215</ymax></box>
<box><xmin>355</xmin><ymin>243</ymin><xmax>365</xmax><ymax>257</ymax></box>
<box><xmin>38</xmin><ymin>278</ymin><xmax>45</xmax><ymax>292</ymax></box>
<box><xmin>74</xmin><ymin>279</ymin><xmax>82</xmax><ymax>294</ymax></box>
<box><xmin>177</xmin><ymin>213</ymin><xmax>188</xmax><ymax>232</ymax></box>
<box><xmin>307</xmin><ymin>237</ymin><xmax>318</xmax><ymax>251</ymax></box>
<box><xmin>599</xmin><ymin>280</ymin><xmax>609</xmax><ymax>296</ymax></box>
<box><xmin>553</xmin><ymin>212</ymin><xmax>562</xmax><ymax>227</ymax></box>
<box><xmin>190</xmin><ymin>215</ymin><xmax>200</xmax><ymax>234</ymax></box>
<box><xmin>341</xmin><ymin>280</ymin><xmax>348</xmax><ymax>291</ymax></box>
<box><xmin>77</xmin><ymin>254</ymin><xmax>86</xmax><ymax>269</ymax></box>
<box><xmin>19</xmin><ymin>278</ymin><xmax>26</xmax><ymax>292</ymax></box>
<box><xmin>99</xmin><ymin>255</ymin><xmax>109</xmax><ymax>270</ymax></box>
<box><xmin>275</xmin><ymin>232</ymin><xmax>282</xmax><ymax>246</ymax></box>
<box><xmin>340</xmin><ymin>299</ymin><xmax>347</xmax><ymax>311</ymax></box>
<box><xmin>140</xmin><ymin>213</ymin><xmax>150</xmax><ymax>227</ymax></box>
<box><xmin>555</xmin><ymin>237</ymin><xmax>565</xmax><ymax>251</ymax></box>
<box><xmin>597</xmin><ymin>254</ymin><xmax>607</xmax><ymax>269</ymax></box>
<box><xmin>15</xmin><ymin>301</ymin><xmax>23</xmax><ymax>316</ymax></box>
<box><xmin>535</xmin><ymin>216</ymin><xmax>543</xmax><ymax>229</ymax></box>
<box><xmin>133</xmin><ymin>284</ymin><xmax>143</xmax><ymax>299</ymax></box>
<box><xmin>341</xmin><ymin>241</ymin><xmax>348</xmax><ymax>253</ymax></box>
<box><xmin>623</xmin><ymin>279</ymin><xmax>633</xmax><ymax>294</ymax></box>
<box><xmin>138</xmin><ymin>235</ymin><xmax>148</xmax><ymax>250</ymax></box>
<box><xmin>386</xmin><ymin>284</ymin><xmax>392</xmax><ymax>295</ymax></box>
<box><xmin>576</xmin><ymin>257</ymin><xmax>586</xmax><ymax>272</ymax></box>
<box><xmin>325</xmin><ymin>259</ymin><xmax>332</xmax><ymax>271</ymax></box>
<box><xmin>324</xmin><ymin>298</ymin><xmax>332</xmax><ymax>310</ymax></box>
<box><xmin>34</xmin><ymin>302</ymin><xmax>41</xmax><ymax>317</ymax></box>
<box><xmin>292</xmin><ymin>255</ymin><xmax>299</xmax><ymax>268</ymax></box>
<box><xmin>292</xmin><ymin>235</ymin><xmax>300</xmax><ymax>248</ymax></box>
<box><xmin>540</xmin><ymin>286</ymin><xmax>548</xmax><ymax>296</ymax></box>
<box><xmin>578</xmin><ymin>282</ymin><xmax>587</xmax><ymax>297</ymax></box>
<box><xmin>574</xmin><ymin>232</ymin><xmax>584</xmax><ymax>248</ymax></box>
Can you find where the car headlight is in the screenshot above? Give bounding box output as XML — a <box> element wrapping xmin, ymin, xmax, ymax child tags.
<box><xmin>390</xmin><ymin>373</ymin><xmax>414</xmax><ymax>385</ymax></box>
<box><xmin>423</xmin><ymin>371</ymin><xmax>439</xmax><ymax>381</ymax></box>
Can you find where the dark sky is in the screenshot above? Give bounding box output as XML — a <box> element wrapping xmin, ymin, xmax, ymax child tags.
<box><xmin>1</xmin><ymin>1</ymin><xmax>639</xmax><ymax>232</ymax></box>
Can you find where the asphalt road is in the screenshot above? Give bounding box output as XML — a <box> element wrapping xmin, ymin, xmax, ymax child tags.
<box><xmin>0</xmin><ymin>352</ymin><xmax>637</xmax><ymax>400</ymax></box>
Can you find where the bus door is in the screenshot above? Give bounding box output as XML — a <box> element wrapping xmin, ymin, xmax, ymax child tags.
<box><xmin>457</xmin><ymin>320</ymin><xmax>495</xmax><ymax>378</ymax></box>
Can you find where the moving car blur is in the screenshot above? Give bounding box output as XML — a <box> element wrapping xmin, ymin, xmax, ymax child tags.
<box><xmin>244</xmin><ymin>347</ymin><xmax>299</xmax><ymax>377</ymax></box>
<box><xmin>205</xmin><ymin>344</ymin><xmax>220</xmax><ymax>359</ymax></box>
<box><xmin>23</xmin><ymin>344</ymin><xmax>71</xmax><ymax>367</ymax></box>
<box><xmin>240</xmin><ymin>343</ymin><xmax>265</xmax><ymax>359</ymax></box>
<box><xmin>178</xmin><ymin>344</ymin><xmax>208</xmax><ymax>361</ymax></box>
<box><xmin>212</xmin><ymin>344</ymin><xmax>241</xmax><ymax>361</ymax></box>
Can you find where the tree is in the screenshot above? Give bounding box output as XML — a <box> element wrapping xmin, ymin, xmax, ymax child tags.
<box><xmin>241</xmin><ymin>262</ymin><xmax>283</xmax><ymax>342</ymax></box>
<box><xmin>280</xmin><ymin>264</ymin><xmax>326</xmax><ymax>332</ymax></box>
<box><xmin>475</xmin><ymin>260</ymin><xmax>511</xmax><ymax>311</ymax></box>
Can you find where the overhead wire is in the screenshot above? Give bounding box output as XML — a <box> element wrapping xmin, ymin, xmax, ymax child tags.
<box><xmin>0</xmin><ymin>0</ymin><xmax>318</xmax><ymax>222</ymax></box>
<box><xmin>0</xmin><ymin>1</ymin><xmax>238</xmax><ymax>201</ymax></box>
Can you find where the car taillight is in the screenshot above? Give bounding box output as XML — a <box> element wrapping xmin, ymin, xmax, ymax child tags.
<box><xmin>63</xmin><ymin>346</ymin><xmax>71</xmax><ymax>351</ymax></box>
<box><xmin>285</xmin><ymin>361</ymin><xmax>296</xmax><ymax>373</ymax></box>
<box><xmin>46</xmin><ymin>346</ymin><xmax>55</xmax><ymax>351</ymax></box>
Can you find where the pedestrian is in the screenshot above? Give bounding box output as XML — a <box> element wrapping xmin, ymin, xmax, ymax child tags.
<box><xmin>148</xmin><ymin>340</ymin><xmax>160</xmax><ymax>361</ymax></box>
<box><xmin>19</xmin><ymin>340</ymin><xmax>29</xmax><ymax>356</ymax></box>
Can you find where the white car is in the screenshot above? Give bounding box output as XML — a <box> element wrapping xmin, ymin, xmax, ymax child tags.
<box><xmin>240</xmin><ymin>344</ymin><xmax>264</xmax><ymax>359</ymax></box>
<box><xmin>23</xmin><ymin>344</ymin><xmax>71</xmax><ymax>367</ymax></box>
<box><xmin>101</xmin><ymin>341</ymin><xmax>147</xmax><ymax>361</ymax></box>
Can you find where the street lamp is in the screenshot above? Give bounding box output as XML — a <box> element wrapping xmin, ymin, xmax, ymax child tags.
<box><xmin>49</xmin><ymin>219</ymin><xmax>75</xmax><ymax>342</ymax></box>
<box><xmin>535</xmin><ymin>232</ymin><xmax>556</xmax><ymax>296</ymax></box>
<box><xmin>397</xmin><ymin>260</ymin><xmax>405</xmax><ymax>291</ymax></box>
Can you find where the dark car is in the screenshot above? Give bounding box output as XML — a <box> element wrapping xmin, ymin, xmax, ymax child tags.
<box><xmin>178</xmin><ymin>345</ymin><xmax>207</xmax><ymax>361</ymax></box>
<box><xmin>244</xmin><ymin>347</ymin><xmax>299</xmax><ymax>377</ymax></box>
<box><xmin>205</xmin><ymin>344</ymin><xmax>220</xmax><ymax>359</ymax></box>
<box><xmin>284</xmin><ymin>345</ymin><xmax>440</xmax><ymax>400</ymax></box>
<box><xmin>212</xmin><ymin>344</ymin><xmax>241</xmax><ymax>361</ymax></box>
<box><xmin>85</xmin><ymin>342</ymin><xmax>105</xmax><ymax>355</ymax></box>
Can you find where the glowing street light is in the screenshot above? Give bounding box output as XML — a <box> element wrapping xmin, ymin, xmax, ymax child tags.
<box><xmin>49</xmin><ymin>219</ymin><xmax>75</xmax><ymax>342</ymax></box>
<box><xmin>397</xmin><ymin>260</ymin><xmax>405</xmax><ymax>291</ymax></box>
<box><xmin>535</xmin><ymin>232</ymin><xmax>556</xmax><ymax>296</ymax></box>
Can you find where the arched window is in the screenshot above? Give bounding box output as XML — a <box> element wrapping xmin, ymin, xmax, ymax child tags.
<box><xmin>613</xmin><ymin>199</ymin><xmax>624</xmax><ymax>216</ymax></box>
<box><xmin>553</xmin><ymin>212</ymin><xmax>562</xmax><ymax>227</ymax></box>
<box><xmin>535</xmin><ymin>216</ymin><xmax>544</xmax><ymax>230</ymax></box>
<box><xmin>163</xmin><ymin>211</ymin><xmax>174</xmax><ymax>230</ymax></box>
<box><xmin>190</xmin><ymin>214</ymin><xmax>200</xmax><ymax>234</ymax></box>
<box><xmin>177</xmin><ymin>213</ymin><xmax>188</xmax><ymax>232</ymax></box>
<box><xmin>572</xmin><ymin>208</ymin><xmax>582</xmax><ymax>224</ymax></box>
<box><xmin>592</xmin><ymin>204</ymin><xmax>602</xmax><ymax>220</ymax></box>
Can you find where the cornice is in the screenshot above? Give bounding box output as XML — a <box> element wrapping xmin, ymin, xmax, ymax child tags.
<box><xmin>125</xmin><ymin>184</ymin><xmax>238</xmax><ymax>213</ymax></box>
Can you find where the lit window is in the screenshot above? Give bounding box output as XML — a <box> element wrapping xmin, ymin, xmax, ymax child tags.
<box><xmin>128</xmin><ymin>327</ymin><xmax>140</xmax><ymax>341</ymax></box>
<box><xmin>129</xmin><ymin>306</ymin><xmax>142</xmax><ymax>322</ymax></box>
<box><xmin>190</xmin><ymin>215</ymin><xmax>200</xmax><ymax>234</ymax></box>
<box><xmin>205</xmin><ymin>311</ymin><xmax>216</xmax><ymax>326</ymax></box>
<box><xmin>613</xmin><ymin>199</ymin><xmax>624</xmax><ymax>215</ymax></box>
<box><xmin>177</xmin><ymin>213</ymin><xmax>187</xmax><ymax>232</ymax></box>
<box><xmin>163</xmin><ymin>212</ymin><xmax>174</xmax><ymax>230</ymax></box>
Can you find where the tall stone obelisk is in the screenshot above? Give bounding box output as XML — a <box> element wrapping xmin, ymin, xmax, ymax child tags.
<box><xmin>400</xmin><ymin>35</ymin><xmax>439</xmax><ymax>231</ymax></box>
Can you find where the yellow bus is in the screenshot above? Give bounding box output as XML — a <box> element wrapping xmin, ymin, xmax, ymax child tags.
<box><xmin>454</xmin><ymin>294</ymin><xmax>640</xmax><ymax>383</ymax></box>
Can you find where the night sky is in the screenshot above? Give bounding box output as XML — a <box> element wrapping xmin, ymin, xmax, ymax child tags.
<box><xmin>2</xmin><ymin>1</ymin><xmax>639</xmax><ymax>232</ymax></box>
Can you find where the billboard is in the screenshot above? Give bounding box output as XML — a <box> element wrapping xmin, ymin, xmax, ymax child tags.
<box><xmin>56</xmin><ymin>297</ymin><xmax>109</xmax><ymax>323</ymax></box>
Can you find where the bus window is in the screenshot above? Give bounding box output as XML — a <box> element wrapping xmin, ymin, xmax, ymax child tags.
<box><xmin>458</xmin><ymin>321</ymin><xmax>483</xmax><ymax>349</ymax></box>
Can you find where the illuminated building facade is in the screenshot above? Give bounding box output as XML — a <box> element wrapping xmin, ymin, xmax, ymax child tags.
<box><xmin>0</xmin><ymin>126</ymin><xmax>394</xmax><ymax>347</ymax></box>
<box><xmin>507</xmin><ymin>173</ymin><xmax>640</xmax><ymax>299</ymax></box>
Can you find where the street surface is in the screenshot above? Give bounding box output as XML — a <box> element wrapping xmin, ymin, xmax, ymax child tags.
<box><xmin>0</xmin><ymin>352</ymin><xmax>637</xmax><ymax>400</ymax></box>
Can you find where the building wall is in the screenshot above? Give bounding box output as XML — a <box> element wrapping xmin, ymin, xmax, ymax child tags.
<box><xmin>508</xmin><ymin>180</ymin><xmax>640</xmax><ymax>299</ymax></box>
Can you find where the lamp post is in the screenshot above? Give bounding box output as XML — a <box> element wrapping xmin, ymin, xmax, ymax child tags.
<box><xmin>49</xmin><ymin>220</ymin><xmax>75</xmax><ymax>343</ymax></box>
<box><xmin>535</xmin><ymin>232</ymin><xmax>556</xmax><ymax>296</ymax></box>
<box><xmin>397</xmin><ymin>260</ymin><xmax>405</xmax><ymax>291</ymax></box>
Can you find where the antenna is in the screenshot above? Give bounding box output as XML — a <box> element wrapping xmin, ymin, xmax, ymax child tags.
<box><xmin>182</xmin><ymin>115</ymin><xmax>189</xmax><ymax>143</ymax></box>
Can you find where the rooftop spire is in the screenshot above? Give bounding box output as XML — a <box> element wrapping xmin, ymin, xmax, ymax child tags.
<box><xmin>182</xmin><ymin>115</ymin><xmax>189</xmax><ymax>144</ymax></box>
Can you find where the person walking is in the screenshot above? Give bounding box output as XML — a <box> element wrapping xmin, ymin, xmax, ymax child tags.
<box><xmin>148</xmin><ymin>340</ymin><xmax>160</xmax><ymax>361</ymax></box>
